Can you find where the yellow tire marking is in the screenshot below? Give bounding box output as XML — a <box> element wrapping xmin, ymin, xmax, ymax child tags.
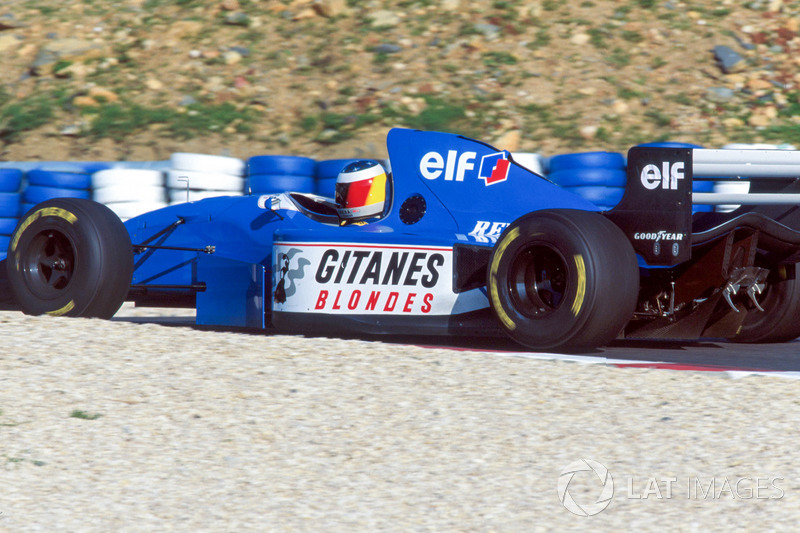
<box><xmin>489</xmin><ymin>227</ymin><xmax>520</xmax><ymax>331</ymax></box>
<box><xmin>10</xmin><ymin>207</ymin><xmax>77</xmax><ymax>253</ymax></box>
<box><xmin>47</xmin><ymin>300</ymin><xmax>75</xmax><ymax>317</ymax></box>
<box><xmin>571</xmin><ymin>254</ymin><xmax>586</xmax><ymax>317</ymax></box>
<box><xmin>39</xmin><ymin>207</ymin><xmax>78</xmax><ymax>224</ymax></box>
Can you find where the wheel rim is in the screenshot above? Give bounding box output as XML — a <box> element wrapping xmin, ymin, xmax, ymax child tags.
<box><xmin>507</xmin><ymin>244</ymin><xmax>569</xmax><ymax>319</ymax></box>
<box><xmin>21</xmin><ymin>230</ymin><xmax>76</xmax><ymax>299</ymax></box>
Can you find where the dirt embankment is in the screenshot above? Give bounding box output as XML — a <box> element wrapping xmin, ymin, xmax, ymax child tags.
<box><xmin>1</xmin><ymin>0</ymin><xmax>800</xmax><ymax>163</ymax></box>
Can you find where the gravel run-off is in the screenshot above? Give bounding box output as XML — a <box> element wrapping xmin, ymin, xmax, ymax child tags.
<box><xmin>1</xmin><ymin>305</ymin><xmax>799</xmax><ymax>532</ymax></box>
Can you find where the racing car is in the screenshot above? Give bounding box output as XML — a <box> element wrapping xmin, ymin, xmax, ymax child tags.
<box><xmin>4</xmin><ymin>127</ymin><xmax>800</xmax><ymax>352</ymax></box>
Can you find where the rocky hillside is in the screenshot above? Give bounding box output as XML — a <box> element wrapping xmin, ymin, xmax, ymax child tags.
<box><xmin>1</xmin><ymin>0</ymin><xmax>799</xmax><ymax>163</ymax></box>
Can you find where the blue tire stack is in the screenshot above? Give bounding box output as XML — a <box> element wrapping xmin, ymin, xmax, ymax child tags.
<box><xmin>547</xmin><ymin>152</ymin><xmax>627</xmax><ymax>210</ymax></box>
<box><xmin>247</xmin><ymin>155</ymin><xmax>316</xmax><ymax>195</ymax></box>
<box><xmin>22</xmin><ymin>166</ymin><xmax>93</xmax><ymax>215</ymax></box>
<box><xmin>0</xmin><ymin>169</ymin><xmax>24</xmax><ymax>261</ymax></box>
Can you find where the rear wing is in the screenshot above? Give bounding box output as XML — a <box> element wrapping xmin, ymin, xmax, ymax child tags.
<box><xmin>606</xmin><ymin>147</ymin><xmax>800</xmax><ymax>266</ymax></box>
<box><xmin>693</xmin><ymin>149</ymin><xmax>800</xmax><ymax>205</ymax></box>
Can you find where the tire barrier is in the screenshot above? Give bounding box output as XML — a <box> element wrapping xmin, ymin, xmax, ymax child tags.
<box><xmin>315</xmin><ymin>177</ymin><xmax>338</xmax><ymax>197</ymax></box>
<box><xmin>22</xmin><ymin>169</ymin><xmax>93</xmax><ymax>223</ymax></box>
<box><xmin>26</xmin><ymin>169</ymin><xmax>92</xmax><ymax>189</ymax></box>
<box><xmin>90</xmin><ymin>169</ymin><xmax>167</xmax><ymax>221</ymax></box>
<box><xmin>0</xmin><ymin>217</ymin><xmax>19</xmax><ymax>234</ymax></box>
<box><xmin>563</xmin><ymin>185</ymin><xmax>625</xmax><ymax>210</ymax></box>
<box><xmin>169</xmin><ymin>154</ymin><xmax>245</xmax><ymax>206</ymax></box>
<box><xmin>247</xmin><ymin>155</ymin><xmax>317</xmax><ymax>195</ymax></box>
<box><xmin>0</xmin><ymin>187</ymin><xmax>19</xmax><ymax>257</ymax></box>
<box><xmin>23</xmin><ymin>185</ymin><xmax>90</xmax><ymax>205</ymax></box>
<box><xmin>247</xmin><ymin>174</ymin><xmax>315</xmax><ymax>195</ymax></box>
<box><xmin>3</xmin><ymin>137</ymin><xmax>797</xmax><ymax>227</ymax></box>
<box><xmin>636</xmin><ymin>141</ymin><xmax>704</xmax><ymax>149</ymax></box>
<box><xmin>0</xmin><ymin>169</ymin><xmax>23</xmax><ymax>192</ymax></box>
<box><xmin>713</xmin><ymin>181</ymin><xmax>751</xmax><ymax>213</ymax></box>
<box><xmin>548</xmin><ymin>151</ymin><xmax>626</xmax><ymax>173</ymax></box>
<box><xmin>0</xmin><ymin>192</ymin><xmax>21</xmax><ymax>218</ymax></box>
<box><xmin>547</xmin><ymin>152</ymin><xmax>626</xmax><ymax>212</ymax></box>
<box><xmin>511</xmin><ymin>153</ymin><xmax>545</xmax><ymax>176</ymax></box>
<box><xmin>93</xmin><ymin>184</ymin><xmax>166</xmax><ymax>205</ymax></box>
<box><xmin>0</xmin><ymin>234</ymin><xmax>10</xmax><ymax>260</ymax></box>
<box><xmin>34</xmin><ymin>162</ymin><xmax>112</xmax><ymax>174</ymax></box>
<box><xmin>92</xmin><ymin>169</ymin><xmax>165</xmax><ymax>189</ymax></box>
<box><xmin>548</xmin><ymin>168</ymin><xmax>627</xmax><ymax>188</ymax></box>
<box><xmin>315</xmin><ymin>159</ymin><xmax>361</xmax><ymax>179</ymax></box>
<box><xmin>168</xmin><ymin>189</ymin><xmax>234</xmax><ymax>203</ymax></box>
<box><xmin>171</xmin><ymin>152</ymin><xmax>246</xmax><ymax>176</ymax></box>
<box><xmin>247</xmin><ymin>155</ymin><xmax>316</xmax><ymax>177</ymax></box>
<box><xmin>166</xmin><ymin>170</ymin><xmax>244</xmax><ymax>192</ymax></box>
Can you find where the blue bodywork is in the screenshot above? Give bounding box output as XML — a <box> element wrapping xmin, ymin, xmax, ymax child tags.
<box><xmin>126</xmin><ymin>128</ymin><xmax>599</xmax><ymax>331</ymax></box>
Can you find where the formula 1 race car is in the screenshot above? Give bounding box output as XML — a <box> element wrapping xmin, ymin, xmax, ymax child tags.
<box><xmin>4</xmin><ymin>128</ymin><xmax>800</xmax><ymax>352</ymax></box>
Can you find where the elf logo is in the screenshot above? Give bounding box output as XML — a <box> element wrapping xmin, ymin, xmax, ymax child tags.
<box><xmin>419</xmin><ymin>150</ymin><xmax>512</xmax><ymax>186</ymax></box>
<box><xmin>420</xmin><ymin>150</ymin><xmax>476</xmax><ymax>182</ymax></box>
<box><xmin>640</xmin><ymin>162</ymin><xmax>684</xmax><ymax>191</ymax></box>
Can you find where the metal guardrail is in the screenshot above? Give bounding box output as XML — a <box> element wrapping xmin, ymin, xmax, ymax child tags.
<box><xmin>690</xmin><ymin>149</ymin><xmax>800</xmax><ymax>206</ymax></box>
<box><xmin>693</xmin><ymin>149</ymin><xmax>800</xmax><ymax>178</ymax></box>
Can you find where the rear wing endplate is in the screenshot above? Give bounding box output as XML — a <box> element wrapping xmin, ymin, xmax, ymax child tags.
<box><xmin>606</xmin><ymin>147</ymin><xmax>800</xmax><ymax>266</ymax></box>
<box><xmin>605</xmin><ymin>147</ymin><xmax>694</xmax><ymax>266</ymax></box>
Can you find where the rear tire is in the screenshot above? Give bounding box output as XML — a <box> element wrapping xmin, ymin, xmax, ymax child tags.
<box><xmin>6</xmin><ymin>199</ymin><xmax>133</xmax><ymax>318</ymax></box>
<box><xmin>487</xmin><ymin>209</ymin><xmax>639</xmax><ymax>352</ymax></box>
<box><xmin>729</xmin><ymin>262</ymin><xmax>800</xmax><ymax>343</ymax></box>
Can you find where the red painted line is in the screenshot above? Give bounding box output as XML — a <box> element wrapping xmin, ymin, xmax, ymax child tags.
<box><xmin>611</xmin><ymin>362</ymin><xmax>775</xmax><ymax>372</ymax></box>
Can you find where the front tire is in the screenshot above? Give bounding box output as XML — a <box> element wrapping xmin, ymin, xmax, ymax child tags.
<box><xmin>487</xmin><ymin>209</ymin><xmax>639</xmax><ymax>352</ymax></box>
<box><xmin>6</xmin><ymin>199</ymin><xmax>133</xmax><ymax>318</ymax></box>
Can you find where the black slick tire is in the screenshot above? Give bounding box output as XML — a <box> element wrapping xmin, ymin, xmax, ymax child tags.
<box><xmin>487</xmin><ymin>209</ymin><xmax>639</xmax><ymax>352</ymax></box>
<box><xmin>6</xmin><ymin>198</ymin><xmax>133</xmax><ymax>318</ymax></box>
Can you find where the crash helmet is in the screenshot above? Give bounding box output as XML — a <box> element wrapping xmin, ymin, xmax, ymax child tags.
<box><xmin>335</xmin><ymin>160</ymin><xmax>387</xmax><ymax>221</ymax></box>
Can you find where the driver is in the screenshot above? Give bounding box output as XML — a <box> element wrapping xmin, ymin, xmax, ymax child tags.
<box><xmin>335</xmin><ymin>160</ymin><xmax>388</xmax><ymax>226</ymax></box>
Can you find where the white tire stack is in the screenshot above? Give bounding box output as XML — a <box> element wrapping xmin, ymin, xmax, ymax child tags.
<box><xmin>91</xmin><ymin>169</ymin><xmax>167</xmax><ymax>221</ymax></box>
<box><xmin>511</xmin><ymin>153</ymin><xmax>546</xmax><ymax>176</ymax></box>
<box><xmin>168</xmin><ymin>153</ymin><xmax>246</xmax><ymax>205</ymax></box>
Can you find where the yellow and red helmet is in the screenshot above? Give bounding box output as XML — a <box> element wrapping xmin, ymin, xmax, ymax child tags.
<box><xmin>335</xmin><ymin>160</ymin><xmax>387</xmax><ymax>221</ymax></box>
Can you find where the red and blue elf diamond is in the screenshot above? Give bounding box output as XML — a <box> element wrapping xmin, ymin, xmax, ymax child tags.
<box><xmin>478</xmin><ymin>151</ymin><xmax>512</xmax><ymax>186</ymax></box>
